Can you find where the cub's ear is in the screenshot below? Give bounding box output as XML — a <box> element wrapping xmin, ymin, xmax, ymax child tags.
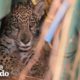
<box><xmin>33</xmin><ymin>1</ymin><xmax>45</xmax><ymax>19</ymax></box>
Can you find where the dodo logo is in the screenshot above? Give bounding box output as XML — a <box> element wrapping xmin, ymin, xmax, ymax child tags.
<box><xmin>0</xmin><ymin>65</ymin><xmax>9</xmax><ymax>77</ymax></box>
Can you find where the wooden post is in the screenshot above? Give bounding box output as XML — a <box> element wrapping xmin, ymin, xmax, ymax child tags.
<box><xmin>53</xmin><ymin>0</ymin><xmax>76</xmax><ymax>80</ymax></box>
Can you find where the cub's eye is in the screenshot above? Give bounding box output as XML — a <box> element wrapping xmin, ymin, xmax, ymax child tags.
<box><xmin>30</xmin><ymin>26</ymin><xmax>40</xmax><ymax>37</ymax></box>
<box><xmin>34</xmin><ymin>28</ymin><xmax>40</xmax><ymax>37</ymax></box>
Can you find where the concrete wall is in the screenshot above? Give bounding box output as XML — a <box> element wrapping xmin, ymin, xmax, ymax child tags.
<box><xmin>0</xmin><ymin>0</ymin><xmax>12</xmax><ymax>19</ymax></box>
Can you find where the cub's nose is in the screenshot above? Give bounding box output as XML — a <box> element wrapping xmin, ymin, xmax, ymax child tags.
<box><xmin>21</xmin><ymin>33</ymin><xmax>32</xmax><ymax>45</ymax></box>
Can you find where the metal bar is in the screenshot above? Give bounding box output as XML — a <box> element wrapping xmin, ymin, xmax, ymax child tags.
<box><xmin>44</xmin><ymin>0</ymin><xmax>70</xmax><ymax>43</ymax></box>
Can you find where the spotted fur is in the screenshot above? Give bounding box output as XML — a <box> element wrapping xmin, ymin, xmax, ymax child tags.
<box><xmin>0</xmin><ymin>0</ymin><xmax>45</xmax><ymax>77</ymax></box>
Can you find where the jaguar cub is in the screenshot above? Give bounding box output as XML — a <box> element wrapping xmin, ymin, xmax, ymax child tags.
<box><xmin>0</xmin><ymin>0</ymin><xmax>45</xmax><ymax>77</ymax></box>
